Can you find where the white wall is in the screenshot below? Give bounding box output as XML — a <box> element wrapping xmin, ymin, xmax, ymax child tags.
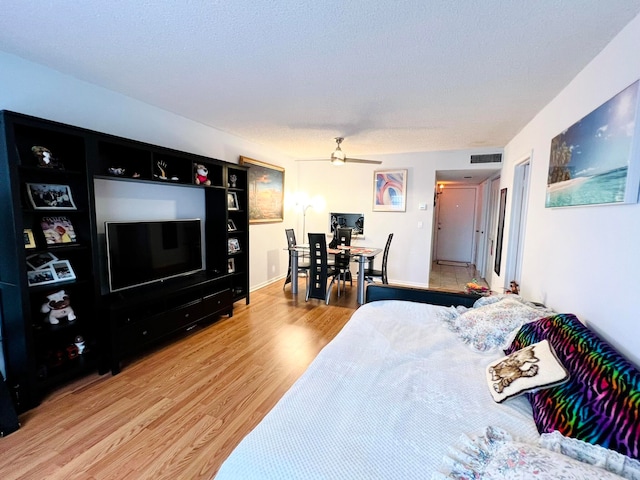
<box><xmin>0</xmin><ymin>52</ymin><xmax>298</xmax><ymax>291</ymax></box>
<box><xmin>296</xmin><ymin>149</ymin><xmax>502</xmax><ymax>286</ymax></box>
<box><xmin>496</xmin><ymin>13</ymin><xmax>640</xmax><ymax>366</ymax></box>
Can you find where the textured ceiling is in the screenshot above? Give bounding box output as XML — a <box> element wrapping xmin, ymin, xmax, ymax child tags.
<box><xmin>1</xmin><ymin>1</ymin><xmax>640</xmax><ymax>160</ymax></box>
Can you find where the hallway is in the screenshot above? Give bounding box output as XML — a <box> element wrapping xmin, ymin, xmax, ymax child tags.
<box><xmin>428</xmin><ymin>262</ymin><xmax>489</xmax><ymax>293</ymax></box>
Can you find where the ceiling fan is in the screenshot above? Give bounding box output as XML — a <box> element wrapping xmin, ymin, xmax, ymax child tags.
<box><xmin>298</xmin><ymin>137</ymin><xmax>382</xmax><ymax>165</ymax></box>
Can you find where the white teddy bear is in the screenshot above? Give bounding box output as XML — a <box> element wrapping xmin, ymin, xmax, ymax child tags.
<box><xmin>41</xmin><ymin>290</ymin><xmax>76</xmax><ymax>325</ymax></box>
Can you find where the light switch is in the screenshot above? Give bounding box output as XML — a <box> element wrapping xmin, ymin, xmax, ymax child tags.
<box><xmin>418</xmin><ymin>203</ymin><xmax>427</xmax><ymax>210</ymax></box>
<box><xmin>417</xmin><ymin>221</ymin><xmax>423</xmax><ymax>229</ymax></box>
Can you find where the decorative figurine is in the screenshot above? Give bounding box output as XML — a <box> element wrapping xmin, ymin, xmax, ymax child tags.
<box><xmin>32</xmin><ymin>145</ymin><xmax>63</xmax><ymax>169</ymax></box>
<box><xmin>108</xmin><ymin>167</ymin><xmax>126</xmax><ymax>176</ymax></box>
<box><xmin>74</xmin><ymin>335</ymin><xmax>86</xmax><ymax>354</ymax></box>
<box><xmin>229</xmin><ymin>174</ymin><xmax>237</xmax><ymax>188</ymax></box>
<box><xmin>195</xmin><ymin>164</ymin><xmax>211</xmax><ymax>185</ymax></box>
<box><xmin>41</xmin><ymin>289</ymin><xmax>76</xmax><ymax>325</ymax></box>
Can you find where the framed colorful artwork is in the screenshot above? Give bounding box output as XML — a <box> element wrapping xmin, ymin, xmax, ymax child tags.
<box><xmin>373</xmin><ymin>169</ymin><xmax>407</xmax><ymax>212</ymax></box>
<box><xmin>240</xmin><ymin>156</ymin><xmax>284</xmax><ymax>223</ymax></box>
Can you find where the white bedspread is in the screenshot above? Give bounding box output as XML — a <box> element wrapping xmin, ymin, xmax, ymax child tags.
<box><xmin>215</xmin><ymin>300</ymin><xmax>540</xmax><ymax>479</ymax></box>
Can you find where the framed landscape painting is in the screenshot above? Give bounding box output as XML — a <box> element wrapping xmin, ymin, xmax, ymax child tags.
<box><xmin>240</xmin><ymin>156</ymin><xmax>284</xmax><ymax>224</ymax></box>
<box><xmin>373</xmin><ymin>169</ymin><xmax>407</xmax><ymax>212</ymax></box>
<box><xmin>546</xmin><ymin>80</ymin><xmax>640</xmax><ymax>207</ymax></box>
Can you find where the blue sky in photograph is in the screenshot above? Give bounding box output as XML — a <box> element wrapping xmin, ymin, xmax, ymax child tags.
<box><xmin>556</xmin><ymin>82</ymin><xmax>638</xmax><ymax>178</ymax></box>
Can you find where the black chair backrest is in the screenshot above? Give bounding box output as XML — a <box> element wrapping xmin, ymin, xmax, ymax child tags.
<box><xmin>381</xmin><ymin>233</ymin><xmax>394</xmax><ymax>284</ymax></box>
<box><xmin>307</xmin><ymin>233</ymin><xmax>329</xmax><ymax>300</ymax></box>
<box><xmin>285</xmin><ymin>228</ymin><xmax>297</xmax><ymax>248</ymax></box>
<box><xmin>336</xmin><ymin>228</ymin><xmax>352</xmax><ymax>247</ymax></box>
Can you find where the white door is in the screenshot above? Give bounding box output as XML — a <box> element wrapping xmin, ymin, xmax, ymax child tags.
<box><xmin>506</xmin><ymin>161</ymin><xmax>530</xmax><ymax>290</ymax></box>
<box><xmin>435</xmin><ymin>187</ymin><xmax>477</xmax><ymax>263</ymax></box>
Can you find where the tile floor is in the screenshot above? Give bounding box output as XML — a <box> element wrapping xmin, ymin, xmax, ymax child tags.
<box><xmin>428</xmin><ymin>261</ymin><xmax>489</xmax><ymax>292</ymax></box>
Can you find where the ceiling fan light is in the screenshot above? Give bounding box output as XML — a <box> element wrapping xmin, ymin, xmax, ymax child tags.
<box><xmin>331</xmin><ymin>148</ymin><xmax>346</xmax><ymax>165</ymax></box>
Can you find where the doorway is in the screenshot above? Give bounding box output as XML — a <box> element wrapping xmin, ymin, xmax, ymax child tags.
<box><xmin>483</xmin><ymin>176</ymin><xmax>501</xmax><ymax>279</ymax></box>
<box><xmin>435</xmin><ymin>187</ymin><xmax>477</xmax><ymax>264</ymax></box>
<box><xmin>505</xmin><ymin>159</ymin><xmax>531</xmax><ymax>291</ymax></box>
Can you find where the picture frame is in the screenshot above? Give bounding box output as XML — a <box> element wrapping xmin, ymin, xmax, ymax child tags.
<box><xmin>26</xmin><ymin>259</ymin><xmax>75</xmax><ymax>286</ymax></box>
<box><xmin>227</xmin><ymin>218</ymin><xmax>237</xmax><ymax>232</ymax></box>
<box><xmin>40</xmin><ymin>216</ymin><xmax>77</xmax><ymax>245</ymax></box>
<box><xmin>26</xmin><ymin>252</ymin><xmax>58</xmax><ymax>271</ymax></box>
<box><xmin>26</xmin><ymin>183</ymin><xmax>77</xmax><ymax>210</ymax></box>
<box><xmin>228</xmin><ymin>237</ymin><xmax>240</xmax><ymax>254</ymax></box>
<box><xmin>239</xmin><ymin>156</ymin><xmax>284</xmax><ymax>224</ymax></box>
<box><xmin>227</xmin><ymin>191</ymin><xmax>240</xmax><ymax>211</ymax></box>
<box><xmin>227</xmin><ymin>258</ymin><xmax>235</xmax><ymax>273</ymax></box>
<box><xmin>24</xmin><ymin>228</ymin><xmax>36</xmax><ymax>249</ymax></box>
<box><xmin>494</xmin><ymin>188</ymin><xmax>507</xmax><ymax>275</ymax></box>
<box><xmin>373</xmin><ymin>169</ymin><xmax>407</xmax><ymax>212</ymax></box>
<box><xmin>546</xmin><ymin>80</ymin><xmax>640</xmax><ymax>207</ymax></box>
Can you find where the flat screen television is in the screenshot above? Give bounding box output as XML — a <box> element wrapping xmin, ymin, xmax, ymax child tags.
<box><xmin>105</xmin><ymin>219</ymin><xmax>203</xmax><ymax>293</ymax></box>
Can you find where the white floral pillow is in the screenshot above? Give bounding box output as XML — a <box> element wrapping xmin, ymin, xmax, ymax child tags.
<box><xmin>433</xmin><ymin>426</ymin><xmax>627</xmax><ymax>480</ymax></box>
<box><xmin>442</xmin><ymin>298</ymin><xmax>553</xmax><ymax>352</ymax></box>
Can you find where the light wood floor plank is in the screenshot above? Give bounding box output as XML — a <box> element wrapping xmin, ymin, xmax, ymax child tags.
<box><xmin>0</xmin><ymin>280</ymin><xmax>358</xmax><ymax>480</ymax></box>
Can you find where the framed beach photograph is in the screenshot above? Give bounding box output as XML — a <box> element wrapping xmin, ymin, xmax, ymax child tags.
<box><xmin>26</xmin><ymin>183</ymin><xmax>77</xmax><ymax>210</ymax></box>
<box><xmin>27</xmin><ymin>266</ymin><xmax>57</xmax><ymax>287</ymax></box>
<box><xmin>240</xmin><ymin>156</ymin><xmax>284</xmax><ymax>224</ymax></box>
<box><xmin>26</xmin><ymin>251</ymin><xmax>58</xmax><ymax>271</ymax></box>
<box><xmin>227</xmin><ymin>258</ymin><xmax>235</xmax><ymax>273</ymax></box>
<box><xmin>228</xmin><ymin>237</ymin><xmax>240</xmax><ymax>254</ymax></box>
<box><xmin>373</xmin><ymin>169</ymin><xmax>407</xmax><ymax>212</ymax></box>
<box><xmin>227</xmin><ymin>218</ymin><xmax>237</xmax><ymax>232</ymax></box>
<box><xmin>546</xmin><ymin>80</ymin><xmax>640</xmax><ymax>207</ymax></box>
<box><xmin>40</xmin><ymin>216</ymin><xmax>77</xmax><ymax>245</ymax></box>
<box><xmin>227</xmin><ymin>191</ymin><xmax>240</xmax><ymax>210</ymax></box>
<box><xmin>24</xmin><ymin>228</ymin><xmax>36</xmax><ymax>249</ymax></box>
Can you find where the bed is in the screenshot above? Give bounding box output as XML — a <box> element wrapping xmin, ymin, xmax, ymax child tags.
<box><xmin>215</xmin><ymin>285</ymin><xmax>640</xmax><ymax>479</ymax></box>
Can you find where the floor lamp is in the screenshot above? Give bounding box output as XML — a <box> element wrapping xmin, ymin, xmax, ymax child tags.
<box><xmin>302</xmin><ymin>204</ymin><xmax>312</xmax><ymax>243</ymax></box>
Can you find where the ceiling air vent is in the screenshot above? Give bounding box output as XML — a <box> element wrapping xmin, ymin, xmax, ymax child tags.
<box><xmin>470</xmin><ymin>153</ymin><xmax>502</xmax><ymax>164</ymax></box>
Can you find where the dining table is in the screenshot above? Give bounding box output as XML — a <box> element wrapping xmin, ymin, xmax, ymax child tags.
<box><xmin>288</xmin><ymin>244</ymin><xmax>383</xmax><ymax>304</ymax></box>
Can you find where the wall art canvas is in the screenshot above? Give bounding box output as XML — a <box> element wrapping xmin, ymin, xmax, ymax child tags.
<box><xmin>546</xmin><ymin>80</ymin><xmax>640</xmax><ymax>207</ymax></box>
<box><xmin>240</xmin><ymin>156</ymin><xmax>284</xmax><ymax>223</ymax></box>
<box><xmin>373</xmin><ymin>169</ymin><xmax>407</xmax><ymax>211</ymax></box>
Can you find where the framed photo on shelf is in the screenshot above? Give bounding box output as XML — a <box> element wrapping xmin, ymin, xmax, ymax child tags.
<box><xmin>41</xmin><ymin>216</ymin><xmax>77</xmax><ymax>245</ymax></box>
<box><xmin>26</xmin><ymin>258</ymin><xmax>76</xmax><ymax>286</ymax></box>
<box><xmin>51</xmin><ymin>260</ymin><xmax>76</xmax><ymax>281</ymax></box>
<box><xmin>26</xmin><ymin>251</ymin><xmax>58</xmax><ymax>270</ymax></box>
<box><xmin>24</xmin><ymin>228</ymin><xmax>36</xmax><ymax>249</ymax></box>
<box><xmin>26</xmin><ymin>183</ymin><xmax>77</xmax><ymax>210</ymax></box>
<box><xmin>227</xmin><ymin>219</ymin><xmax>237</xmax><ymax>232</ymax></box>
<box><xmin>227</xmin><ymin>191</ymin><xmax>240</xmax><ymax>210</ymax></box>
<box><xmin>228</xmin><ymin>237</ymin><xmax>240</xmax><ymax>254</ymax></box>
<box><xmin>228</xmin><ymin>258</ymin><xmax>235</xmax><ymax>273</ymax></box>
<box><xmin>240</xmin><ymin>156</ymin><xmax>284</xmax><ymax>224</ymax></box>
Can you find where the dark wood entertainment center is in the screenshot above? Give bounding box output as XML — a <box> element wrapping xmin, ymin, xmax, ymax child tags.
<box><xmin>0</xmin><ymin>110</ymin><xmax>249</xmax><ymax>413</ymax></box>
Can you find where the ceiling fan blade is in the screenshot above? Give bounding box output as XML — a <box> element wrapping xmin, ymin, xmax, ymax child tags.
<box><xmin>294</xmin><ymin>158</ymin><xmax>327</xmax><ymax>162</ymax></box>
<box><xmin>345</xmin><ymin>157</ymin><xmax>382</xmax><ymax>164</ymax></box>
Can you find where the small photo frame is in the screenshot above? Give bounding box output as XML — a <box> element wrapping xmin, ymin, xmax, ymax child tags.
<box><xmin>41</xmin><ymin>216</ymin><xmax>77</xmax><ymax>245</ymax></box>
<box><xmin>51</xmin><ymin>260</ymin><xmax>76</xmax><ymax>281</ymax></box>
<box><xmin>27</xmin><ymin>259</ymin><xmax>76</xmax><ymax>286</ymax></box>
<box><xmin>228</xmin><ymin>258</ymin><xmax>235</xmax><ymax>273</ymax></box>
<box><xmin>24</xmin><ymin>228</ymin><xmax>36</xmax><ymax>249</ymax></box>
<box><xmin>26</xmin><ymin>252</ymin><xmax>58</xmax><ymax>270</ymax></box>
<box><xmin>26</xmin><ymin>183</ymin><xmax>77</xmax><ymax>210</ymax></box>
<box><xmin>27</xmin><ymin>267</ymin><xmax>57</xmax><ymax>287</ymax></box>
<box><xmin>227</xmin><ymin>192</ymin><xmax>239</xmax><ymax>210</ymax></box>
<box><xmin>227</xmin><ymin>219</ymin><xmax>237</xmax><ymax>232</ymax></box>
<box><xmin>228</xmin><ymin>237</ymin><xmax>240</xmax><ymax>254</ymax></box>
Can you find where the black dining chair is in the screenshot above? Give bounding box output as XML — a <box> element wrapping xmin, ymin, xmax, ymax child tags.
<box><xmin>335</xmin><ymin>227</ymin><xmax>353</xmax><ymax>290</ymax></box>
<box><xmin>283</xmin><ymin>228</ymin><xmax>310</xmax><ymax>290</ymax></box>
<box><xmin>366</xmin><ymin>233</ymin><xmax>393</xmax><ymax>284</ymax></box>
<box><xmin>306</xmin><ymin>233</ymin><xmax>339</xmax><ymax>304</ymax></box>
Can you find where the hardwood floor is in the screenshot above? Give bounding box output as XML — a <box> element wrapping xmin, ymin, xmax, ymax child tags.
<box><xmin>0</xmin><ymin>280</ymin><xmax>358</xmax><ymax>480</ymax></box>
